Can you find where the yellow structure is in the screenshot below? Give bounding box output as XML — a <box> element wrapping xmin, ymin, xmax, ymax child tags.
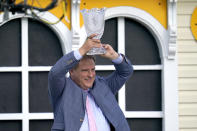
<box><xmin>15</xmin><ymin>0</ymin><xmax>167</xmax><ymax>29</ymax></box>
<box><xmin>191</xmin><ymin>7</ymin><xmax>197</xmax><ymax>40</ymax></box>
<box><xmin>14</xmin><ymin>0</ymin><xmax>71</xmax><ymax>28</ymax></box>
<box><xmin>80</xmin><ymin>0</ymin><xmax>167</xmax><ymax>28</ymax></box>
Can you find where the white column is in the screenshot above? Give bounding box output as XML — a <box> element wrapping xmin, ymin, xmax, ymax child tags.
<box><xmin>163</xmin><ymin>58</ymin><xmax>179</xmax><ymax>131</ymax></box>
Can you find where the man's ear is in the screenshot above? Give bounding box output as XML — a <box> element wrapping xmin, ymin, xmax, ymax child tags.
<box><xmin>69</xmin><ymin>70</ymin><xmax>72</xmax><ymax>75</ymax></box>
<box><xmin>69</xmin><ymin>69</ymin><xmax>74</xmax><ymax>76</ymax></box>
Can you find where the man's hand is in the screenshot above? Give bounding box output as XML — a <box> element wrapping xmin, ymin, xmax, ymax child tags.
<box><xmin>79</xmin><ymin>34</ymin><xmax>102</xmax><ymax>56</ymax></box>
<box><xmin>100</xmin><ymin>44</ymin><xmax>119</xmax><ymax>60</ymax></box>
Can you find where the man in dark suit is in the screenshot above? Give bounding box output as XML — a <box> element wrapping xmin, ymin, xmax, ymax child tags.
<box><xmin>48</xmin><ymin>34</ymin><xmax>133</xmax><ymax>131</ymax></box>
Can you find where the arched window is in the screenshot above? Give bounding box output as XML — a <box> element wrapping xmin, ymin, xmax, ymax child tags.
<box><xmin>0</xmin><ymin>17</ymin><xmax>67</xmax><ymax>131</ymax></box>
<box><xmin>124</xmin><ymin>17</ymin><xmax>162</xmax><ymax>131</ymax></box>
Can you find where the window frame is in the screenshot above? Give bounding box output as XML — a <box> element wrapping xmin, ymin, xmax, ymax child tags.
<box><xmin>0</xmin><ymin>14</ymin><xmax>70</xmax><ymax>131</ymax></box>
<box><xmin>106</xmin><ymin>7</ymin><xmax>178</xmax><ymax>131</ymax></box>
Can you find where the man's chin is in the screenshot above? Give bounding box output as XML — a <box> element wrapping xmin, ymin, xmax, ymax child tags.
<box><xmin>80</xmin><ymin>84</ymin><xmax>91</xmax><ymax>89</ymax></box>
<box><xmin>85</xmin><ymin>84</ymin><xmax>93</xmax><ymax>89</ymax></box>
<box><xmin>82</xmin><ymin>86</ymin><xmax>92</xmax><ymax>90</ymax></box>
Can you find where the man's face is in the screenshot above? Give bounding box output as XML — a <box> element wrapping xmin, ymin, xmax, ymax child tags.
<box><xmin>70</xmin><ymin>58</ymin><xmax>96</xmax><ymax>90</ymax></box>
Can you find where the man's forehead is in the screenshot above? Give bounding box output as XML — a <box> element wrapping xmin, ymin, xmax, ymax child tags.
<box><xmin>80</xmin><ymin>58</ymin><xmax>95</xmax><ymax>64</ymax></box>
<box><xmin>79</xmin><ymin>59</ymin><xmax>95</xmax><ymax>66</ymax></box>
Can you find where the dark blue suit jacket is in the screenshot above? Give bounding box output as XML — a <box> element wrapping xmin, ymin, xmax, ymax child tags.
<box><xmin>48</xmin><ymin>51</ymin><xmax>133</xmax><ymax>131</ymax></box>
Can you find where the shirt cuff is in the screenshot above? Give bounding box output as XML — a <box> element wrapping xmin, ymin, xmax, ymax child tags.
<box><xmin>112</xmin><ymin>54</ymin><xmax>123</xmax><ymax>64</ymax></box>
<box><xmin>74</xmin><ymin>50</ymin><xmax>82</xmax><ymax>60</ymax></box>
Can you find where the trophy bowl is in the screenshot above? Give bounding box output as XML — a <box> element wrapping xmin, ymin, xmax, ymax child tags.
<box><xmin>81</xmin><ymin>8</ymin><xmax>106</xmax><ymax>55</ymax></box>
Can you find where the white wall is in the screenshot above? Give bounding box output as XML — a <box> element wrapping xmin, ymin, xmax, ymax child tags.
<box><xmin>177</xmin><ymin>0</ymin><xmax>197</xmax><ymax>130</ymax></box>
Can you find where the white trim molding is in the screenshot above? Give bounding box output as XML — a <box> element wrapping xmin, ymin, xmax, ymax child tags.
<box><xmin>105</xmin><ymin>6</ymin><xmax>168</xmax><ymax>59</ymax></box>
<box><xmin>38</xmin><ymin>12</ymin><xmax>72</xmax><ymax>54</ymax></box>
<box><xmin>71</xmin><ymin>0</ymin><xmax>81</xmax><ymax>50</ymax></box>
<box><xmin>167</xmin><ymin>0</ymin><xmax>177</xmax><ymax>59</ymax></box>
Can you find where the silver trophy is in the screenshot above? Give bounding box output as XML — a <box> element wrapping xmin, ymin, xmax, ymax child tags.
<box><xmin>81</xmin><ymin>8</ymin><xmax>106</xmax><ymax>55</ymax></box>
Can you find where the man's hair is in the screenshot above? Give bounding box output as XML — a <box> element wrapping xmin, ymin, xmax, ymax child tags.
<box><xmin>72</xmin><ymin>55</ymin><xmax>96</xmax><ymax>70</ymax></box>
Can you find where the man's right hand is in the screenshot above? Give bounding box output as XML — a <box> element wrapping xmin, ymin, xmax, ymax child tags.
<box><xmin>79</xmin><ymin>34</ymin><xmax>102</xmax><ymax>56</ymax></box>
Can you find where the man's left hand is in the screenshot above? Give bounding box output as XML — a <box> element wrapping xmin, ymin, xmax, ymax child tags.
<box><xmin>100</xmin><ymin>44</ymin><xmax>119</xmax><ymax>60</ymax></box>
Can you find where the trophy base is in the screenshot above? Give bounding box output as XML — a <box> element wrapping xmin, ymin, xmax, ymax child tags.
<box><xmin>86</xmin><ymin>47</ymin><xmax>106</xmax><ymax>55</ymax></box>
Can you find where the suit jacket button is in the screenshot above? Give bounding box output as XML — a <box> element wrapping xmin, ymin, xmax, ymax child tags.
<box><xmin>80</xmin><ymin>119</ymin><xmax>83</xmax><ymax>122</ymax></box>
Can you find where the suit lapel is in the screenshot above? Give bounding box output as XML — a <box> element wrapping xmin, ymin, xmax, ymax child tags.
<box><xmin>90</xmin><ymin>77</ymin><xmax>124</xmax><ymax>128</ymax></box>
<box><xmin>62</xmin><ymin>78</ymin><xmax>85</xmax><ymax>130</ymax></box>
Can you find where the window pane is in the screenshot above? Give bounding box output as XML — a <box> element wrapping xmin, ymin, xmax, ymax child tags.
<box><xmin>0</xmin><ymin>120</ymin><xmax>22</xmax><ymax>131</ymax></box>
<box><xmin>125</xmin><ymin>18</ymin><xmax>161</xmax><ymax>65</ymax></box>
<box><xmin>28</xmin><ymin>18</ymin><xmax>63</xmax><ymax>66</ymax></box>
<box><xmin>126</xmin><ymin>71</ymin><xmax>161</xmax><ymax>111</ymax></box>
<box><xmin>95</xmin><ymin>18</ymin><xmax>117</xmax><ymax>65</ymax></box>
<box><xmin>0</xmin><ymin>19</ymin><xmax>21</xmax><ymax>66</ymax></box>
<box><xmin>0</xmin><ymin>73</ymin><xmax>21</xmax><ymax>113</ymax></box>
<box><xmin>127</xmin><ymin>118</ymin><xmax>162</xmax><ymax>131</ymax></box>
<box><xmin>29</xmin><ymin>72</ymin><xmax>52</xmax><ymax>112</ymax></box>
<box><xmin>30</xmin><ymin>120</ymin><xmax>53</xmax><ymax>131</ymax></box>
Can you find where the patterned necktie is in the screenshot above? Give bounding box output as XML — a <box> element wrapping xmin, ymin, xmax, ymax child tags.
<box><xmin>86</xmin><ymin>95</ymin><xmax>97</xmax><ymax>131</ymax></box>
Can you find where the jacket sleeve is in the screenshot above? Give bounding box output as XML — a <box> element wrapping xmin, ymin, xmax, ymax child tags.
<box><xmin>48</xmin><ymin>51</ymin><xmax>79</xmax><ymax>110</ymax></box>
<box><xmin>104</xmin><ymin>55</ymin><xmax>133</xmax><ymax>95</ymax></box>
